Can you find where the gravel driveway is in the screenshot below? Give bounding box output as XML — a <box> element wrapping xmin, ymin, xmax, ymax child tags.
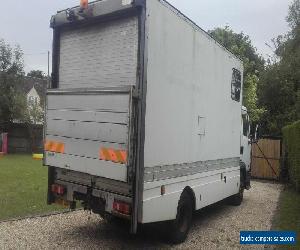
<box><xmin>0</xmin><ymin>181</ymin><xmax>282</xmax><ymax>250</ymax></box>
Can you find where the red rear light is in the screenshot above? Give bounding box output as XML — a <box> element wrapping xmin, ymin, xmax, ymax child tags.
<box><xmin>51</xmin><ymin>184</ymin><xmax>65</xmax><ymax>195</ymax></box>
<box><xmin>113</xmin><ymin>200</ymin><xmax>131</xmax><ymax>215</ymax></box>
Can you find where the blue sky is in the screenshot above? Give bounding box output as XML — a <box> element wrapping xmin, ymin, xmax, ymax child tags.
<box><xmin>0</xmin><ymin>0</ymin><xmax>293</xmax><ymax>73</ymax></box>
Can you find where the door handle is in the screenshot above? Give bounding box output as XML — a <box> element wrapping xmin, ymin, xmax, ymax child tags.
<box><xmin>221</xmin><ymin>173</ymin><xmax>227</xmax><ymax>183</ymax></box>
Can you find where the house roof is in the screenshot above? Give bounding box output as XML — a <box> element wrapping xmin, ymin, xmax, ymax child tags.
<box><xmin>20</xmin><ymin>77</ymin><xmax>48</xmax><ymax>98</ymax></box>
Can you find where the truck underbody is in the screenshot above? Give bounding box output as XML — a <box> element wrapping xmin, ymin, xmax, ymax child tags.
<box><xmin>48</xmin><ymin>167</ymin><xmax>132</xmax><ymax>218</ymax></box>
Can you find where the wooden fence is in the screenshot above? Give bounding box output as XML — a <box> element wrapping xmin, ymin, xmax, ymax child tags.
<box><xmin>6</xmin><ymin>123</ymin><xmax>43</xmax><ymax>154</ymax></box>
<box><xmin>251</xmin><ymin>138</ymin><xmax>282</xmax><ymax>180</ymax></box>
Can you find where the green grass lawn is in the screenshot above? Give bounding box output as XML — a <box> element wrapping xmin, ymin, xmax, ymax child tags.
<box><xmin>0</xmin><ymin>154</ymin><xmax>63</xmax><ymax>220</ymax></box>
<box><xmin>273</xmin><ymin>187</ymin><xmax>300</xmax><ymax>249</ymax></box>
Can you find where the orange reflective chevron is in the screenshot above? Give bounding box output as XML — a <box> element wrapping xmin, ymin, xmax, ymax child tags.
<box><xmin>100</xmin><ymin>148</ymin><xmax>110</xmax><ymax>161</ymax></box>
<box><xmin>120</xmin><ymin>150</ymin><xmax>127</xmax><ymax>163</ymax></box>
<box><xmin>44</xmin><ymin>141</ymin><xmax>53</xmax><ymax>151</ymax></box>
<box><xmin>99</xmin><ymin>148</ymin><xmax>127</xmax><ymax>164</ymax></box>
<box><xmin>44</xmin><ymin>140</ymin><xmax>65</xmax><ymax>154</ymax></box>
<box><xmin>108</xmin><ymin>149</ymin><xmax>118</xmax><ymax>163</ymax></box>
<box><xmin>55</xmin><ymin>143</ymin><xmax>65</xmax><ymax>154</ymax></box>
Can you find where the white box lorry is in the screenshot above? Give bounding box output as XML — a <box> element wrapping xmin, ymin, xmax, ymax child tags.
<box><xmin>45</xmin><ymin>0</ymin><xmax>251</xmax><ymax>243</ymax></box>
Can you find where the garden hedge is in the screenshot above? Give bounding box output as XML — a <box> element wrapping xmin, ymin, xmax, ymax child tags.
<box><xmin>282</xmin><ymin>120</ymin><xmax>300</xmax><ymax>192</ymax></box>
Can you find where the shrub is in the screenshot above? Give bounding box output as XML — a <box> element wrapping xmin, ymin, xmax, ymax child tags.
<box><xmin>282</xmin><ymin>120</ymin><xmax>300</xmax><ymax>192</ymax></box>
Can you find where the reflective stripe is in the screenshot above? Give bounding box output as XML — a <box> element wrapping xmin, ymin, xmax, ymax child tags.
<box><xmin>120</xmin><ymin>151</ymin><xmax>127</xmax><ymax>163</ymax></box>
<box><xmin>100</xmin><ymin>148</ymin><xmax>127</xmax><ymax>164</ymax></box>
<box><xmin>100</xmin><ymin>148</ymin><xmax>111</xmax><ymax>162</ymax></box>
<box><xmin>108</xmin><ymin>149</ymin><xmax>118</xmax><ymax>163</ymax></box>
<box><xmin>45</xmin><ymin>141</ymin><xmax>65</xmax><ymax>154</ymax></box>
<box><xmin>114</xmin><ymin>150</ymin><xmax>124</xmax><ymax>163</ymax></box>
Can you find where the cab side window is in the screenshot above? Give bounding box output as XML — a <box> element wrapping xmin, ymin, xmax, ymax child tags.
<box><xmin>231</xmin><ymin>68</ymin><xmax>241</xmax><ymax>102</ymax></box>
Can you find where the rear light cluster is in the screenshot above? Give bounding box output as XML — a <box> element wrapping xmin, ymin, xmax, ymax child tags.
<box><xmin>113</xmin><ymin>200</ymin><xmax>131</xmax><ymax>215</ymax></box>
<box><xmin>51</xmin><ymin>184</ymin><xmax>65</xmax><ymax>195</ymax></box>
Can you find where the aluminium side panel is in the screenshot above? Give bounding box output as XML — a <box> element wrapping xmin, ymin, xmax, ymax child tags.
<box><xmin>141</xmin><ymin>0</ymin><xmax>243</xmax><ymax>223</ymax></box>
<box><xmin>144</xmin><ymin>0</ymin><xmax>243</xmax><ymax>169</ymax></box>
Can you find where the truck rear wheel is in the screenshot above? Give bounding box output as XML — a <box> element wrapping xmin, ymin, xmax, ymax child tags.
<box><xmin>229</xmin><ymin>165</ymin><xmax>246</xmax><ymax>206</ymax></box>
<box><xmin>169</xmin><ymin>191</ymin><xmax>193</xmax><ymax>244</ymax></box>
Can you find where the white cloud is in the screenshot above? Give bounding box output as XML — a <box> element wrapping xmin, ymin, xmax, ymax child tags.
<box><xmin>0</xmin><ymin>0</ymin><xmax>293</xmax><ymax>72</ymax></box>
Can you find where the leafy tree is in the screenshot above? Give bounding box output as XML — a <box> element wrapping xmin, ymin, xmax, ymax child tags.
<box><xmin>209</xmin><ymin>26</ymin><xmax>265</xmax><ymax>122</ymax></box>
<box><xmin>27</xmin><ymin>70</ymin><xmax>46</xmax><ymax>79</ymax></box>
<box><xmin>0</xmin><ymin>39</ymin><xmax>25</xmax><ymax>131</ymax></box>
<box><xmin>209</xmin><ymin>26</ymin><xmax>265</xmax><ymax>78</ymax></box>
<box><xmin>21</xmin><ymin>99</ymin><xmax>44</xmax><ymax>152</ymax></box>
<box><xmin>243</xmin><ymin>75</ymin><xmax>265</xmax><ymax>122</ymax></box>
<box><xmin>22</xmin><ymin>98</ymin><xmax>44</xmax><ymax>125</ymax></box>
<box><xmin>0</xmin><ymin>39</ymin><xmax>45</xmax><ymax>151</ymax></box>
<box><xmin>287</xmin><ymin>0</ymin><xmax>300</xmax><ymax>30</ymax></box>
<box><xmin>258</xmin><ymin>64</ymin><xmax>296</xmax><ymax>135</ymax></box>
<box><xmin>258</xmin><ymin>0</ymin><xmax>300</xmax><ymax>135</ymax></box>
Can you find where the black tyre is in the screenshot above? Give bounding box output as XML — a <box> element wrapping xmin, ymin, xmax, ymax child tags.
<box><xmin>229</xmin><ymin>184</ymin><xmax>244</xmax><ymax>206</ymax></box>
<box><xmin>169</xmin><ymin>191</ymin><xmax>193</xmax><ymax>244</ymax></box>
<box><xmin>229</xmin><ymin>165</ymin><xmax>246</xmax><ymax>206</ymax></box>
